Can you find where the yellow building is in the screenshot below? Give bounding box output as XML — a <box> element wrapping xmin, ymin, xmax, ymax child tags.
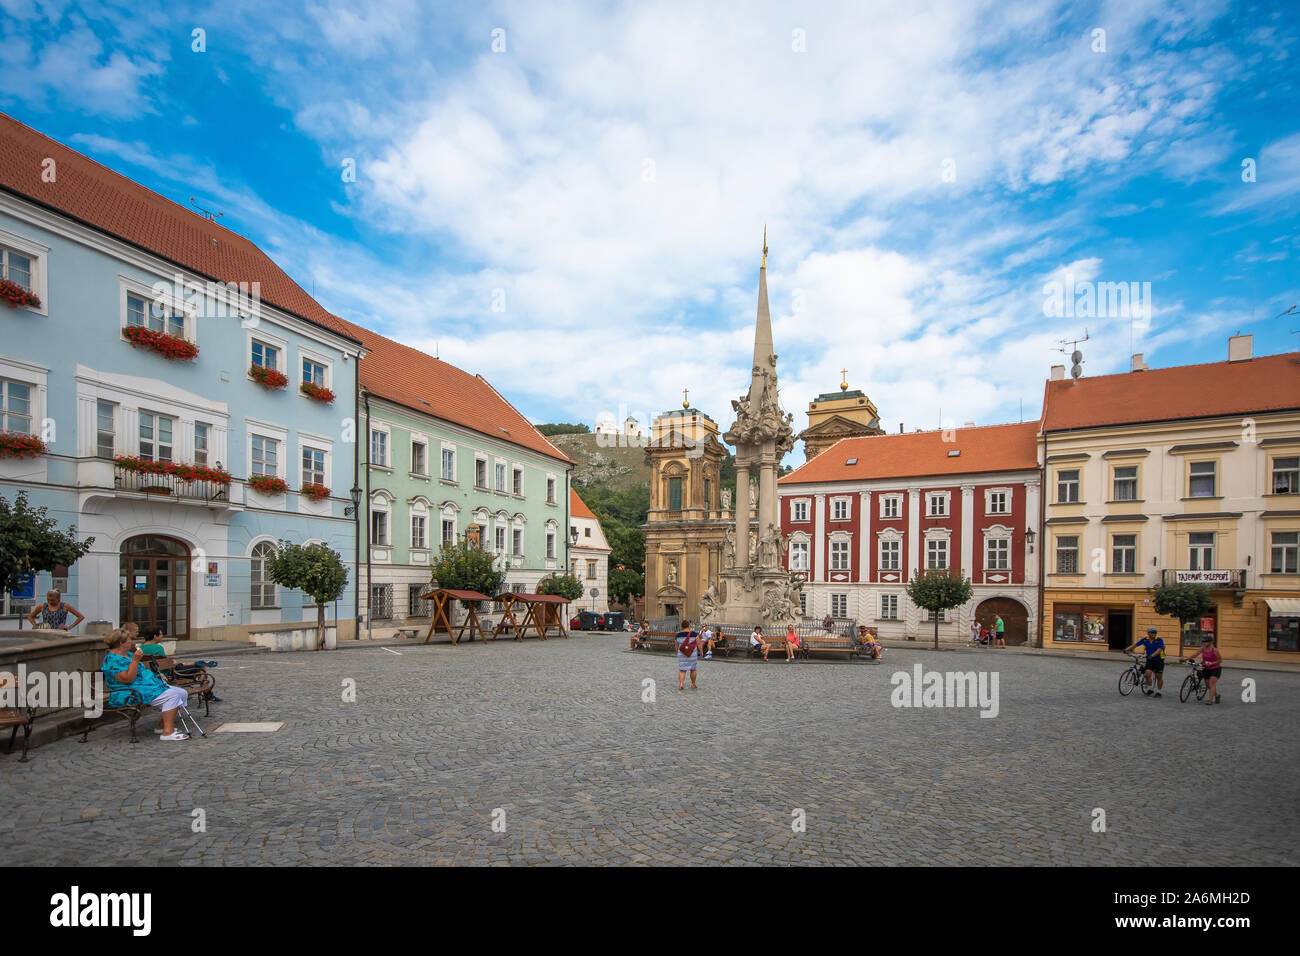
<box><xmin>1040</xmin><ymin>338</ymin><xmax>1300</xmax><ymax>663</ymax></box>
<box><xmin>642</xmin><ymin>405</ymin><xmax>729</xmax><ymax>620</ymax></box>
<box><xmin>798</xmin><ymin>373</ymin><xmax>884</xmax><ymax>461</ymax></box>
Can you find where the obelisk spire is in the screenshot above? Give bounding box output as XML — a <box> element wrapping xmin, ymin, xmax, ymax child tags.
<box><xmin>749</xmin><ymin>227</ymin><xmax>774</xmax><ymax>403</ymax></box>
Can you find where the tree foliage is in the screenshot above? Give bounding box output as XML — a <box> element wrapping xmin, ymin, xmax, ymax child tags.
<box><xmin>537</xmin><ymin>573</ymin><xmax>584</xmax><ymax>601</ymax></box>
<box><xmin>429</xmin><ymin>539</ymin><xmax>506</xmax><ymax>598</ymax></box>
<box><xmin>535</xmin><ymin>423</ymin><xmax>591</xmax><ymax>436</ymax></box>
<box><xmin>609</xmin><ymin>567</ymin><xmax>645</xmax><ymax>605</ymax></box>
<box><xmin>905</xmin><ymin>569</ymin><xmax>974</xmax><ymax>650</ymax></box>
<box><xmin>0</xmin><ymin>491</ymin><xmax>94</xmax><ymax>596</ymax></box>
<box><xmin>1151</xmin><ymin>583</ymin><xmax>1214</xmax><ymax>623</ymax></box>
<box><xmin>265</xmin><ymin>541</ymin><xmax>348</xmax><ymax>649</ymax></box>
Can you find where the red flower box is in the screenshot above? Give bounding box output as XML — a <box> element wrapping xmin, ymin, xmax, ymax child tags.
<box><xmin>174</xmin><ymin>463</ymin><xmax>234</xmax><ymax>485</ymax></box>
<box><xmin>300</xmin><ymin>482</ymin><xmax>331</xmax><ymax>502</ymax></box>
<box><xmin>114</xmin><ymin>456</ymin><xmax>232</xmax><ymax>484</ymax></box>
<box><xmin>249</xmin><ymin>364</ymin><xmax>288</xmax><ymax>390</ymax></box>
<box><xmin>300</xmin><ymin>381</ymin><xmax>335</xmax><ymax>404</ymax></box>
<box><xmin>122</xmin><ymin>325</ymin><xmax>198</xmax><ymax>361</ymax></box>
<box><xmin>248</xmin><ymin>474</ymin><xmax>289</xmax><ymax>496</ymax></box>
<box><xmin>0</xmin><ymin>278</ymin><xmax>40</xmax><ymax>309</ymax></box>
<box><xmin>0</xmin><ymin>431</ymin><xmax>46</xmax><ymax>459</ymax></box>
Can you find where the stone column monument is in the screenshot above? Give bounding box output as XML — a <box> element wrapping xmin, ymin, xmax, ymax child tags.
<box><xmin>717</xmin><ymin>230</ymin><xmax>801</xmax><ymax>630</ymax></box>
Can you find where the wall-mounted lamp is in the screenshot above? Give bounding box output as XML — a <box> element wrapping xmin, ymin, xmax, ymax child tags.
<box><xmin>344</xmin><ymin>484</ymin><xmax>363</xmax><ymax>517</ymax></box>
<box><xmin>1025</xmin><ymin>527</ymin><xmax>1036</xmax><ymax>554</ymax></box>
<box><xmin>570</xmin><ymin>527</ymin><xmax>579</xmax><ymax>546</ymax></box>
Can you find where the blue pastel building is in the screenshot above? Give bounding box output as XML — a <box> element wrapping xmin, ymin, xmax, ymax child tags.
<box><xmin>0</xmin><ymin>112</ymin><xmax>365</xmax><ymax>642</ymax></box>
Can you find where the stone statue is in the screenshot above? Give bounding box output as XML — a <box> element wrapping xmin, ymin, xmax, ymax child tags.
<box><xmin>666</xmin><ymin>560</ymin><xmax>677</xmax><ymax>584</ymax></box>
<box><xmin>724</xmin><ymin>526</ymin><xmax>736</xmax><ymax>566</ymax></box>
<box><xmin>720</xmin><ymin>487</ymin><xmax>731</xmax><ymax>511</ymax></box>
<box><xmin>698</xmin><ymin>584</ymin><xmax>720</xmax><ymax>623</ymax></box>
<box><xmin>749</xmin><ymin>478</ymin><xmax>758</xmax><ymax>507</ymax></box>
<box><xmin>760</xmin><ymin>523</ymin><xmax>783</xmax><ymax>566</ymax></box>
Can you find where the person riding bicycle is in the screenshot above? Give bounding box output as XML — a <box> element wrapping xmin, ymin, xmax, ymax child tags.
<box><xmin>1124</xmin><ymin>626</ymin><xmax>1166</xmax><ymax>697</ymax></box>
<box><xmin>1184</xmin><ymin>636</ymin><xmax>1223</xmax><ymax>706</ymax></box>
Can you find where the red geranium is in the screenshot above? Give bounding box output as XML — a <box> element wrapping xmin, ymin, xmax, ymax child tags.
<box><xmin>300</xmin><ymin>482</ymin><xmax>331</xmax><ymax>501</ymax></box>
<box><xmin>0</xmin><ymin>431</ymin><xmax>46</xmax><ymax>458</ymax></box>
<box><xmin>122</xmin><ymin>325</ymin><xmax>198</xmax><ymax>360</ymax></box>
<box><xmin>115</xmin><ymin>456</ymin><xmax>232</xmax><ymax>485</ymax></box>
<box><xmin>174</xmin><ymin>463</ymin><xmax>233</xmax><ymax>485</ymax></box>
<box><xmin>0</xmin><ymin>278</ymin><xmax>40</xmax><ymax>309</ymax></box>
<box><xmin>249</xmin><ymin>364</ymin><xmax>288</xmax><ymax>390</ymax></box>
<box><xmin>300</xmin><ymin>381</ymin><xmax>335</xmax><ymax>404</ymax></box>
<box><xmin>248</xmin><ymin>474</ymin><xmax>289</xmax><ymax>495</ymax></box>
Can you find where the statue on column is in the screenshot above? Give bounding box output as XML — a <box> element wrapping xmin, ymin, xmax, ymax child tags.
<box><xmin>724</xmin><ymin>526</ymin><xmax>736</xmax><ymax>567</ymax></box>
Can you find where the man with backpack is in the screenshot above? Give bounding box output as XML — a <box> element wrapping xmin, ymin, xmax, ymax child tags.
<box><xmin>676</xmin><ymin>619</ymin><xmax>702</xmax><ymax>691</ymax></box>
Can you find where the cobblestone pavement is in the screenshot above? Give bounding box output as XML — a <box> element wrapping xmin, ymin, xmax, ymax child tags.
<box><xmin>2</xmin><ymin>637</ymin><xmax>1296</xmax><ymax>865</ymax></box>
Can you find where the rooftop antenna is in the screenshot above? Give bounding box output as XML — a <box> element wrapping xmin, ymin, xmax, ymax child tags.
<box><xmin>189</xmin><ymin>197</ymin><xmax>223</xmax><ymax>222</ymax></box>
<box><xmin>1058</xmin><ymin>328</ymin><xmax>1090</xmax><ymax>381</ymax></box>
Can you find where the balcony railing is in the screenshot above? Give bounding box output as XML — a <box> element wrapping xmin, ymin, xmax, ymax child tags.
<box><xmin>1161</xmin><ymin>569</ymin><xmax>1247</xmax><ymax>589</ymax></box>
<box><xmin>114</xmin><ymin>464</ymin><xmax>232</xmax><ymax>503</ymax></box>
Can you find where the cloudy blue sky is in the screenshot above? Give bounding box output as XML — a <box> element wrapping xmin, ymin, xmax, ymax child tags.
<box><xmin>2</xmin><ymin>0</ymin><xmax>1297</xmax><ymax>460</ymax></box>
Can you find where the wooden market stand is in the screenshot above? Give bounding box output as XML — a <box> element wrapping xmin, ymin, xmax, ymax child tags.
<box><xmin>490</xmin><ymin>593</ymin><xmax>570</xmax><ymax>641</ymax></box>
<box><xmin>420</xmin><ymin>588</ymin><xmax>494</xmax><ymax>645</ymax></box>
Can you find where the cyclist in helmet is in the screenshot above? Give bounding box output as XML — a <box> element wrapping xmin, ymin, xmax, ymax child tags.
<box><xmin>1124</xmin><ymin>626</ymin><xmax>1166</xmax><ymax>698</ymax></box>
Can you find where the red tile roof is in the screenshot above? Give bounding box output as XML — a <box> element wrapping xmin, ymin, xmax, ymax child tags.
<box><xmin>0</xmin><ymin>111</ymin><xmax>358</xmax><ymax>343</ymax></box>
<box><xmin>338</xmin><ymin>318</ymin><xmax>573</xmax><ymax>465</ymax></box>
<box><xmin>780</xmin><ymin>421</ymin><xmax>1040</xmax><ymax>485</ymax></box>
<box><xmin>1042</xmin><ymin>352</ymin><xmax>1300</xmax><ymax>431</ymax></box>
<box><xmin>570</xmin><ymin>488</ymin><xmax>596</xmax><ymax>519</ymax></box>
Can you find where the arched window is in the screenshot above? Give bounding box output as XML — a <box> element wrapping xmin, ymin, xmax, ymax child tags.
<box><xmin>251</xmin><ymin>541</ymin><xmax>278</xmax><ymax>609</ymax></box>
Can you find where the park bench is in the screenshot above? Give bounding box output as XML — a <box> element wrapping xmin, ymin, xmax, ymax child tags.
<box><xmin>749</xmin><ymin>631</ymin><xmax>789</xmax><ymax>659</ymax></box>
<box><xmin>798</xmin><ymin>625</ymin><xmax>860</xmax><ymax>660</ymax></box>
<box><xmin>0</xmin><ymin>672</ymin><xmax>37</xmax><ymax>762</ymax></box>
<box><xmin>80</xmin><ymin>686</ymin><xmax>146</xmax><ymax>744</ymax></box>
<box><xmin>637</xmin><ymin>631</ymin><xmax>679</xmax><ymax>653</ymax></box>
<box><xmin>146</xmin><ymin>657</ymin><xmax>216</xmax><ymax>717</ymax></box>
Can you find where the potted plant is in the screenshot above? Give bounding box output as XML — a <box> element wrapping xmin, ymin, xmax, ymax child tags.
<box><xmin>300</xmin><ymin>482</ymin><xmax>331</xmax><ymax>502</ymax></box>
<box><xmin>300</xmin><ymin>381</ymin><xmax>335</xmax><ymax>404</ymax></box>
<box><xmin>122</xmin><ymin>325</ymin><xmax>199</xmax><ymax>361</ymax></box>
<box><xmin>248</xmin><ymin>474</ymin><xmax>289</xmax><ymax>496</ymax></box>
<box><xmin>0</xmin><ymin>432</ymin><xmax>47</xmax><ymax>459</ymax></box>
<box><xmin>249</xmin><ymin>365</ymin><xmax>289</xmax><ymax>390</ymax></box>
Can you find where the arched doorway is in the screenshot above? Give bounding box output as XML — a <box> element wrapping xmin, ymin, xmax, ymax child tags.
<box><xmin>120</xmin><ymin>535</ymin><xmax>191</xmax><ymax>640</ymax></box>
<box><xmin>975</xmin><ymin>597</ymin><xmax>1029</xmax><ymax>645</ymax></box>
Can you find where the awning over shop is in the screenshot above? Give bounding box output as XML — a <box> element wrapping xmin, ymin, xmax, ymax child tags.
<box><xmin>1264</xmin><ymin>598</ymin><xmax>1300</xmax><ymax>616</ymax></box>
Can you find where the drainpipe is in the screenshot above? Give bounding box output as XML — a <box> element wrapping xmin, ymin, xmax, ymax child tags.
<box><xmin>1036</xmin><ymin>455</ymin><xmax>1046</xmax><ymax>648</ymax></box>
<box><xmin>353</xmin><ymin>364</ymin><xmax>361</xmax><ymax>641</ymax></box>
<box><xmin>364</xmin><ymin>389</ymin><xmax>373</xmax><ymax>640</ymax></box>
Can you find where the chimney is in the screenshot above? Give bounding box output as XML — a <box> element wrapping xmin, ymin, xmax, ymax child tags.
<box><xmin>899</xmin><ymin>423</ymin><xmax>904</xmax><ymax>434</ymax></box>
<box><xmin>963</xmin><ymin>421</ymin><xmax>975</xmax><ymax>427</ymax></box>
<box><xmin>1228</xmin><ymin>333</ymin><xmax>1252</xmax><ymax>363</ymax></box>
<box><xmin>1050</xmin><ymin>365</ymin><xmax>1066</xmax><ymax>381</ymax></box>
<box><xmin>1131</xmin><ymin>353</ymin><xmax>1147</xmax><ymax>371</ymax></box>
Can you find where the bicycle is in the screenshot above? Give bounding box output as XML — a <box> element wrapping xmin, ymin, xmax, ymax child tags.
<box><xmin>1118</xmin><ymin>653</ymin><xmax>1150</xmax><ymax>696</ymax></box>
<box><xmin>1178</xmin><ymin>659</ymin><xmax>1209</xmax><ymax>703</ymax></box>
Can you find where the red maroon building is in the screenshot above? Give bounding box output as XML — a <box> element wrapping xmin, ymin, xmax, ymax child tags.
<box><xmin>777</xmin><ymin>422</ymin><xmax>1042</xmax><ymax>644</ymax></box>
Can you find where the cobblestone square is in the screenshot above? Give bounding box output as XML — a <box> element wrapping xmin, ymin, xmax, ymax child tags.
<box><xmin>2</xmin><ymin>637</ymin><xmax>1296</xmax><ymax>866</ymax></box>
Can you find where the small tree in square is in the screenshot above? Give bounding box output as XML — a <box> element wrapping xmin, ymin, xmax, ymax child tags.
<box><xmin>537</xmin><ymin>573</ymin><xmax>583</xmax><ymax>602</ymax></box>
<box><xmin>0</xmin><ymin>490</ymin><xmax>94</xmax><ymax>596</ymax></box>
<box><xmin>265</xmin><ymin>542</ymin><xmax>348</xmax><ymax>649</ymax></box>
<box><xmin>1151</xmin><ymin>583</ymin><xmax>1214</xmax><ymax>645</ymax></box>
<box><xmin>906</xmin><ymin>568</ymin><xmax>974</xmax><ymax>650</ymax></box>
<box><xmin>429</xmin><ymin>539</ymin><xmax>506</xmax><ymax>599</ymax></box>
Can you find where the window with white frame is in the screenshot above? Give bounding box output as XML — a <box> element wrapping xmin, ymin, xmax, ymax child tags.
<box><xmin>546</xmin><ymin>477</ymin><xmax>557</xmax><ymax>504</ymax></box>
<box><xmin>370</xmin><ymin>508</ymin><xmax>389</xmax><ymax>547</ymax></box>
<box><xmin>830</xmin><ymin>593</ymin><xmax>848</xmax><ymax>618</ymax></box>
<box><xmin>301</xmin><ymin>356</ymin><xmax>327</xmax><ymax>387</ymax></box>
<box><xmin>0</xmin><ymin>379</ymin><xmax>32</xmax><ymax>434</ymax></box>
<box><xmin>792</xmin><ymin>500</ymin><xmax>809</xmax><ymax>522</ymax></box>
<box><xmin>880</xmin><ymin>495</ymin><xmax>901</xmax><ymax>519</ymax></box>
<box><xmin>1055</xmin><ymin>535</ymin><xmax>1079</xmax><ymax>574</ymax></box>
<box><xmin>250</xmin><ymin>339</ymin><xmax>280</xmax><ymax>371</ymax></box>
<box><xmin>301</xmin><ymin>446</ymin><xmax>326</xmax><ymax>488</ymax></box>
<box><xmin>1189</xmin><ymin>532</ymin><xmax>1214</xmax><ymax>570</ymax></box>
<box><xmin>546</xmin><ymin>530</ymin><xmax>556</xmax><ymax>559</ymax></box>
<box><xmin>1057</xmin><ymin>469</ymin><xmax>1080</xmax><ymax>503</ymax></box>
<box><xmin>1273</xmin><ymin>457</ymin><xmax>1299</xmax><ymax>495</ymax></box>
<box><xmin>194</xmin><ymin>423</ymin><xmax>209</xmax><ymax>465</ymax></box>
<box><xmin>410</xmin><ymin>439</ymin><xmax>428</xmax><ymax>476</ymax></box>
<box><xmin>251</xmin><ymin>435</ymin><xmax>279</xmax><ymax>476</ymax></box>
<box><xmin>494</xmin><ymin>462</ymin><xmax>507</xmax><ymax>492</ymax></box>
<box><xmin>1270</xmin><ymin>532</ymin><xmax>1297</xmax><ymax>574</ymax></box>
<box><xmin>441</xmin><ymin>518</ymin><xmax>456</xmax><ymax>546</ymax></box>
<box><xmin>138</xmin><ymin>411</ymin><xmax>175</xmax><ymax>462</ymax></box>
<box><xmin>586</xmin><ymin>560</ymin><xmax>597</xmax><ymax>580</ymax></box>
<box><xmin>250</xmin><ymin>542</ymin><xmax>277</xmax><ymax>609</ymax></box>
<box><xmin>495</xmin><ymin>525</ymin><xmax>506</xmax><ymax>553</ymax></box>
<box><xmin>370</xmin><ymin>429</ymin><xmax>389</xmax><ymax>468</ymax></box>
<box><xmin>878</xmin><ymin>537</ymin><xmax>900</xmax><ymax>571</ymax></box>
<box><xmin>831</xmin><ymin>498</ymin><xmax>850</xmax><ymax>521</ymax></box>
<box><xmin>1113</xmin><ymin>466</ymin><xmax>1139</xmax><ymax>501</ymax></box>
<box><xmin>441</xmin><ymin>447</ymin><xmax>456</xmax><ymax>481</ymax></box>
<box><xmin>879</xmin><ymin>594</ymin><xmax>899</xmax><ymax>619</ymax></box>
<box><xmin>923</xmin><ymin>608</ymin><xmax>950</xmax><ymax>623</ymax></box>
<box><xmin>926</xmin><ymin>537</ymin><xmax>949</xmax><ymax>570</ymax></box>
<box><xmin>1111</xmin><ymin>534</ymin><xmax>1137</xmax><ymax>573</ymax></box>
<box><xmin>790</xmin><ymin>540</ymin><xmax>809</xmax><ymax>571</ymax></box>
<box><xmin>799</xmin><ymin>590</ymin><xmax>807</xmax><ymax>615</ymax></box>
<box><xmin>128</xmin><ymin>292</ymin><xmax>186</xmax><ymax>339</ymax></box>
<box><xmin>1188</xmin><ymin>461</ymin><xmax>1217</xmax><ymax>498</ymax></box>
<box><xmin>830</xmin><ymin>539</ymin><xmax>850</xmax><ymax>571</ymax></box>
<box><xmin>0</xmin><ymin>244</ymin><xmax>34</xmax><ymax>292</ymax></box>
<box><xmin>986</xmin><ymin>489</ymin><xmax>1010</xmax><ymax>515</ymax></box>
<box><xmin>475</xmin><ymin>457</ymin><xmax>489</xmax><ymax>489</ymax></box>
<box><xmin>926</xmin><ymin>493</ymin><xmax>949</xmax><ymax>517</ymax></box>
<box><xmin>513</xmin><ymin>466</ymin><xmax>524</xmax><ymax>495</ymax></box>
<box><xmin>411</xmin><ymin>514</ymin><xmax>428</xmax><ymax>550</ymax></box>
<box><xmin>95</xmin><ymin>400</ymin><xmax>116</xmax><ymax>458</ymax></box>
<box><xmin>512</xmin><ymin>528</ymin><xmax>523</xmax><ymax>555</ymax></box>
<box><xmin>985</xmin><ymin>537</ymin><xmax>1010</xmax><ymax>570</ymax></box>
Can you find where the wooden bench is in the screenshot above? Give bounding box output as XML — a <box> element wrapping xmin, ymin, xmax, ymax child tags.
<box><xmin>0</xmin><ymin>672</ymin><xmax>37</xmax><ymax>762</ymax></box>
<box><xmin>637</xmin><ymin>631</ymin><xmax>679</xmax><ymax>652</ymax></box>
<box><xmin>799</xmin><ymin>633</ymin><xmax>860</xmax><ymax>659</ymax></box>
<box><xmin>146</xmin><ymin>657</ymin><xmax>216</xmax><ymax>717</ymax></box>
<box><xmin>749</xmin><ymin>632</ymin><xmax>789</xmax><ymax>659</ymax></box>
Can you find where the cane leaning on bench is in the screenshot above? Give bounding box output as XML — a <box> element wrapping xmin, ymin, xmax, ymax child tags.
<box><xmin>101</xmin><ymin>629</ymin><xmax>191</xmax><ymax>741</ymax></box>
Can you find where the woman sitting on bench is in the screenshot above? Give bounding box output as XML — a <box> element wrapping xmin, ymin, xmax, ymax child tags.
<box><xmin>857</xmin><ymin>626</ymin><xmax>883</xmax><ymax>660</ymax></box>
<box><xmin>101</xmin><ymin>629</ymin><xmax>190</xmax><ymax>741</ymax></box>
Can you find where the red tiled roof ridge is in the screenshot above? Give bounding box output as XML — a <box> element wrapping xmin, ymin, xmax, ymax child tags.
<box><xmin>473</xmin><ymin>371</ymin><xmax>572</xmax><ymax>463</ymax></box>
<box><xmin>570</xmin><ymin>488</ymin><xmax>597</xmax><ymax>520</ymax></box>
<box><xmin>1048</xmin><ymin>349</ymin><xmax>1298</xmax><ymax>386</ymax></box>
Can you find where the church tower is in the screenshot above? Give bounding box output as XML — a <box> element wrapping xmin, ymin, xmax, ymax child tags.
<box><xmin>798</xmin><ymin>371</ymin><xmax>884</xmax><ymax>460</ymax></box>
<box><xmin>641</xmin><ymin>393</ymin><xmax>728</xmax><ymax>621</ymax></box>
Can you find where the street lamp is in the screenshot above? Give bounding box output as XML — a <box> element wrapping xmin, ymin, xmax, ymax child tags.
<box><xmin>345</xmin><ymin>484</ymin><xmax>363</xmax><ymax>517</ymax></box>
<box><xmin>1025</xmin><ymin>526</ymin><xmax>1036</xmax><ymax>554</ymax></box>
<box><xmin>570</xmin><ymin>527</ymin><xmax>579</xmax><ymax>546</ymax></box>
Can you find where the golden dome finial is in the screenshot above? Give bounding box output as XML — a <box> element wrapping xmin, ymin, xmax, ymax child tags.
<box><xmin>682</xmin><ymin>387</ymin><xmax>690</xmax><ymax>409</ymax></box>
<box><xmin>840</xmin><ymin>368</ymin><xmax>849</xmax><ymax>391</ymax></box>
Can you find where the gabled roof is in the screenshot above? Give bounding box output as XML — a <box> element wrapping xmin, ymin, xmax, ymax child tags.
<box><xmin>1042</xmin><ymin>352</ymin><xmax>1300</xmax><ymax>431</ymax></box>
<box><xmin>338</xmin><ymin>318</ymin><xmax>573</xmax><ymax>465</ymax></box>
<box><xmin>0</xmin><ymin>111</ymin><xmax>359</xmax><ymax>345</ymax></box>
<box><xmin>570</xmin><ymin>488</ymin><xmax>596</xmax><ymax>520</ymax></box>
<box><xmin>780</xmin><ymin>421</ymin><xmax>1040</xmax><ymax>485</ymax></box>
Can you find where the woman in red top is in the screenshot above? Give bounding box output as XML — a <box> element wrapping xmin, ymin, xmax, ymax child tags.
<box><xmin>1186</xmin><ymin>637</ymin><xmax>1224</xmax><ymax>705</ymax></box>
<box><xmin>785</xmin><ymin>624</ymin><xmax>801</xmax><ymax>662</ymax></box>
